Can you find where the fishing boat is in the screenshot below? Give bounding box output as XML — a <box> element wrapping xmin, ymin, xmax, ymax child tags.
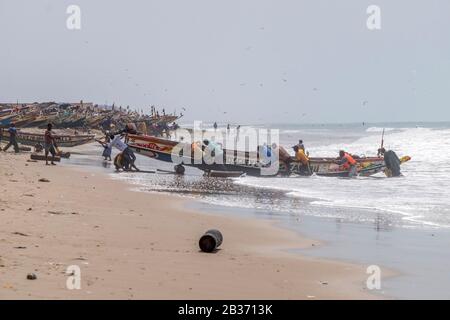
<box><xmin>23</xmin><ymin>114</ymin><xmax>57</xmax><ymax>128</ymax></box>
<box><xmin>0</xmin><ymin>114</ymin><xmax>18</xmax><ymax>128</ymax></box>
<box><xmin>53</xmin><ymin>113</ymin><xmax>87</xmax><ymax>128</ymax></box>
<box><xmin>0</xmin><ymin>102</ymin><xmax>183</xmax><ymax>133</ymax></box>
<box><xmin>126</xmin><ymin>134</ymin><xmax>411</xmax><ymax>177</ymax></box>
<box><xmin>13</xmin><ymin>115</ymin><xmax>38</xmax><ymax>128</ymax></box>
<box><xmin>1</xmin><ymin>129</ymin><xmax>95</xmax><ymax>147</ymax></box>
<box><xmin>0</xmin><ymin>108</ymin><xmax>12</xmax><ymax>116</ymax></box>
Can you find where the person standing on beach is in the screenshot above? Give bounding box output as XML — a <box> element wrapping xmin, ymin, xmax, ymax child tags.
<box><xmin>44</xmin><ymin>123</ymin><xmax>57</xmax><ymax>165</ymax></box>
<box><xmin>2</xmin><ymin>123</ymin><xmax>19</xmax><ymax>153</ymax></box>
<box><xmin>100</xmin><ymin>132</ymin><xmax>112</xmax><ymax>161</ymax></box>
<box><xmin>213</xmin><ymin>122</ymin><xmax>218</xmax><ymax>131</ymax></box>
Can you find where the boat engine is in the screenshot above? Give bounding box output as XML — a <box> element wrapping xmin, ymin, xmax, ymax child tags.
<box><xmin>384</xmin><ymin>150</ymin><xmax>401</xmax><ymax>177</ymax></box>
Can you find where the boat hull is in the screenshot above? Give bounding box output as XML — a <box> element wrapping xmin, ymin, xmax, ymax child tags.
<box><xmin>127</xmin><ymin>134</ymin><xmax>408</xmax><ymax>177</ymax></box>
<box><xmin>1</xmin><ymin>129</ymin><xmax>95</xmax><ymax>148</ymax></box>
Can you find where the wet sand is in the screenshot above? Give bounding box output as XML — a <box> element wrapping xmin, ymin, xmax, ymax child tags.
<box><xmin>0</xmin><ymin>151</ymin><xmax>375</xmax><ymax>299</ymax></box>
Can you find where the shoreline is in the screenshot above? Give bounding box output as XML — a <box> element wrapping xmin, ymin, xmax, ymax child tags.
<box><xmin>0</xmin><ymin>152</ymin><xmax>375</xmax><ymax>299</ymax></box>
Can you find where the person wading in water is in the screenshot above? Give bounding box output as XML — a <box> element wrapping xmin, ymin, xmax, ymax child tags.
<box><xmin>335</xmin><ymin>150</ymin><xmax>357</xmax><ymax>177</ymax></box>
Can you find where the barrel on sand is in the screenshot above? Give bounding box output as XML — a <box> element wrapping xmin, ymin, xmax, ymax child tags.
<box><xmin>199</xmin><ymin>229</ymin><xmax>223</xmax><ymax>253</ymax></box>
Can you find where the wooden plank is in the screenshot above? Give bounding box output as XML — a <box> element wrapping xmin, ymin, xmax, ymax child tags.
<box><xmin>19</xmin><ymin>146</ymin><xmax>32</xmax><ymax>152</ymax></box>
<box><xmin>30</xmin><ymin>154</ymin><xmax>61</xmax><ymax>162</ymax></box>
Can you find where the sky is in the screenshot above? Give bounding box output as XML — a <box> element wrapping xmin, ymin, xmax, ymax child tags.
<box><xmin>1</xmin><ymin>0</ymin><xmax>449</xmax><ymax>124</ymax></box>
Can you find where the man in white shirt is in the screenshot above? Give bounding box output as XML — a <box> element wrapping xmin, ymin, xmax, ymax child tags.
<box><xmin>109</xmin><ymin>134</ymin><xmax>139</xmax><ymax>171</ymax></box>
<box><xmin>109</xmin><ymin>135</ymin><xmax>128</xmax><ymax>152</ymax></box>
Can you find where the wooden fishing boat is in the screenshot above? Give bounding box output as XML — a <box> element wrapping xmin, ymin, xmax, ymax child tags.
<box><xmin>1</xmin><ymin>102</ymin><xmax>183</xmax><ymax>133</ymax></box>
<box><xmin>23</xmin><ymin>114</ymin><xmax>57</xmax><ymax>128</ymax></box>
<box><xmin>126</xmin><ymin>134</ymin><xmax>411</xmax><ymax>177</ymax></box>
<box><xmin>153</xmin><ymin>115</ymin><xmax>179</xmax><ymax>124</ymax></box>
<box><xmin>1</xmin><ymin>129</ymin><xmax>95</xmax><ymax>147</ymax></box>
<box><xmin>16</xmin><ymin>114</ymin><xmax>40</xmax><ymax>127</ymax></box>
<box><xmin>0</xmin><ymin>108</ymin><xmax>12</xmax><ymax>116</ymax></box>
<box><xmin>85</xmin><ymin>114</ymin><xmax>106</xmax><ymax>128</ymax></box>
<box><xmin>0</xmin><ymin>114</ymin><xmax>18</xmax><ymax>127</ymax></box>
<box><xmin>54</xmin><ymin>114</ymin><xmax>87</xmax><ymax>128</ymax></box>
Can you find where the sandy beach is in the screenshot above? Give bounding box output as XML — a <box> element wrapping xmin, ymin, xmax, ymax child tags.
<box><xmin>0</xmin><ymin>151</ymin><xmax>375</xmax><ymax>299</ymax></box>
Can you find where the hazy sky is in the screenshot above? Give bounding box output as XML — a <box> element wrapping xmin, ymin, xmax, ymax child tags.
<box><xmin>1</xmin><ymin>0</ymin><xmax>449</xmax><ymax>124</ymax></box>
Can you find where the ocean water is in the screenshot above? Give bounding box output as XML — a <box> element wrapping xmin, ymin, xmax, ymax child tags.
<box><xmin>71</xmin><ymin>122</ymin><xmax>450</xmax><ymax>230</ymax></box>
<box><xmin>234</xmin><ymin>123</ymin><xmax>450</xmax><ymax>229</ymax></box>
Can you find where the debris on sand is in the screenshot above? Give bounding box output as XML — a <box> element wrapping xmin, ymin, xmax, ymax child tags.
<box><xmin>27</xmin><ymin>273</ymin><xmax>37</xmax><ymax>280</ymax></box>
<box><xmin>12</xmin><ymin>232</ymin><xmax>29</xmax><ymax>237</ymax></box>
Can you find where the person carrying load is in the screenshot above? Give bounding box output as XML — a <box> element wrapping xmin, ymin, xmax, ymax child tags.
<box><xmin>271</xmin><ymin>143</ymin><xmax>292</xmax><ymax>175</ymax></box>
<box><xmin>335</xmin><ymin>150</ymin><xmax>357</xmax><ymax>177</ymax></box>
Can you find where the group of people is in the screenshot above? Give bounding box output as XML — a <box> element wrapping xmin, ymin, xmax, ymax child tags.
<box><xmin>212</xmin><ymin>122</ymin><xmax>241</xmax><ymax>133</ymax></box>
<box><xmin>188</xmin><ymin>136</ymin><xmax>358</xmax><ymax>177</ymax></box>
<box><xmin>260</xmin><ymin>139</ymin><xmax>358</xmax><ymax>177</ymax></box>
<box><xmin>292</xmin><ymin>139</ymin><xmax>359</xmax><ymax>177</ymax></box>
<box><xmin>291</xmin><ymin>139</ymin><xmax>358</xmax><ymax>177</ymax></box>
<box><xmin>1</xmin><ymin>123</ymin><xmax>58</xmax><ymax>165</ymax></box>
<box><xmin>258</xmin><ymin>140</ymin><xmax>310</xmax><ymax>175</ymax></box>
<box><xmin>1</xmin><ymin>122</ymin><xmax>359</xmax><ymax>177</ymax></box>
<box><xmin>189</xmin><ymin>139</ymin><xmax>224</xmax><ymax>163</ymax></box>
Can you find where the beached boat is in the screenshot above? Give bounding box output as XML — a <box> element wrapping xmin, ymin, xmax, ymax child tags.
<box><xmin>0</xmin><ymin>108</ymin><xmax>12</xmax><ymax>116</ymax></box>
<box><xmin>0</xmin><ymin>102</ymin><xmax>183</xmax><ymax>134</ymax></box>
<box><xmin>1</xmin><ymin>129</ymin><xmax>95</xmax><ymax>147</ymax></box>
<box><xmin>0</xmin><ymin>114</ymin><xmax>18</xmax><ymax>127</ymax></box>
<box><xmin>23</xmin><ymin>114</ymin><xmax>57</xmax><ymax>128</ymax></box>
<box><xmin>126</xmin><ymin>134</ymin><xmax>410</xmax><ymax>177</ymax></box>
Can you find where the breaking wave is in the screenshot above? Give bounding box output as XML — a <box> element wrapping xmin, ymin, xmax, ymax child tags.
<box><xmin>236</xmin><ymin>126</ymin><xmax>450</xmax><ymax>229</ymax></box>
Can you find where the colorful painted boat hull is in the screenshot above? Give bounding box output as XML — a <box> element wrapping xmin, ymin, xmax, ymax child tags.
<box><xmin>127</xmin><ymin>134</ymin><xmax>410</xmax><ymax>177</ymax></box>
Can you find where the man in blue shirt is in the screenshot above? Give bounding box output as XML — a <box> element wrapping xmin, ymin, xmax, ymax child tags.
<box><xmin>2</xmin><ymin>123</ymin><xmax>19</xmax><ymax>153</ymax></box>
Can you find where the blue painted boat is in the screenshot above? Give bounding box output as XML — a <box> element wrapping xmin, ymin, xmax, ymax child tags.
<box><xmin>0</xmin><ymin>115</ymin><xmax>16</xmax><ymax>128</ymax></box>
